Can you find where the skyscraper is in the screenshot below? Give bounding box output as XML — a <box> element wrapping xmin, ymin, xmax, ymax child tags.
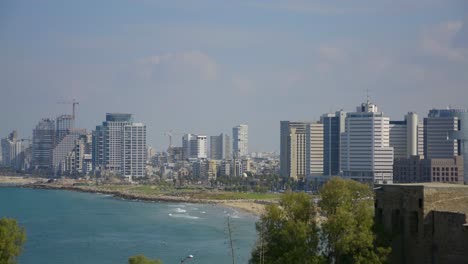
<box><xmin>210</xmin><ymin>133</ymin><xmax>231</xmax><ymax>160</ymax></box>
<box><xmin>32</xmin><ymin>118</ymin><xmax>56</xmax><ymax>171</ymax></box>
<box><xmin>340</xmin><ymin>101</ymin><xmax>394</xmax><ymax>184</ymax></box>
<box><xmin>305</xmin><ymin>122</ymin><xmax>324</xmax><ymax>177</ymax></box>
<box><xmin>52</xmin><ymin>129</ymin><xmax>86</xmax><ymax>175</ymax></box>
<box><xmin>92</xmin><ymin>113</ymin><xmax>147</xmax><ymax>179</ymax></box>
<box><xmin>122</xmin><ymin>123</ymin><xmax>147</xmax><ymax>178</ymax></box>
<box><xmin>56</xmin><ymin>115</ymin><xmax>74</xmax><ymax>143</ymax></box>
<box><xmin>232</xmin><ymin>124</ymin><xmax>248</xmax><ymax>158</ymax></box>
<box><xmin>1</xmin><ymin>130</ymin><xmax>27</xmax><ymax>170</ymax></box>
<box><xmin>280</xmin><ymin>121</ymin><xmax>323</xmax><ymax>180</ymax></box>
<box><xmin>389</xmin><ymin>112</ymin><xmax>424</xmax><ymax>159</ymax></box>
<box><xmin>425</xmin><ymin>108</ymin><xmax>468</xmax><ymax>183</ymax></box>
<box><xmin>182</xmin><ymin>134</ymin><xmax>208</xmax><ymax>159</ymax></box>
<box><xmin>321</xmin><ymin>111</ymin><xmax>346</xmax><ymax>176</ymax></box>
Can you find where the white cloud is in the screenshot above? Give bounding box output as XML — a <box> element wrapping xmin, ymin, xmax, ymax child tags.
<box><xmin>422</xmin><ymin>20</ymin><xmax>467</xmax><ymax>62</ymax></box>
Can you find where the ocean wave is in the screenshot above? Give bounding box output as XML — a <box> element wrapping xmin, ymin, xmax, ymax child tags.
<box><xmin>174</xmin><ymin>208</ymin><xmax>187</xmax><ymax>213</ymax></box>
<box><xmin>168</xmin><ymin>213</ymin><xmax>200</xmax><ymax>219</ymax></box>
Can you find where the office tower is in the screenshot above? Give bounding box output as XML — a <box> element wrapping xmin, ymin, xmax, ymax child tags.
<box><xmin>321</xmin><ymin>111</ymin><xmax>346</xmax><ymax>176</ymax></box>
<box><xmin>122</xmin><ymin>123</ymin><xmax>147</xmax><ymax>178</ymax></box>
<box><xmin>56</xmin><ymin>115</ymin><xmax>74</xmax><ymax>143</ymax></box>
<box><xmin>306</xmin><ymin>122</ymin><xmax>324</xmax><ymax>177</ymax></box>
<box><xmin>425</xmin><ymin>108</ymin><xmax>468</xmax><ymax>183</ymax></box>
<box><xmin>341</xmin><ymin>101</ymin><xmax>394</xmax><ymax>184</ymax></box>
<box><xmin>182</xmin><ymin>134</ymin><xmax>208</xmax><ymax>159</ymax></box>
<box><xmin>52</xmin><ymin>129</ymin><xmax>86</xmax><ymax>175</ymax></box>
<box><xmin>32</xmin><ymin>118</ymin><xmax>56</xmax><ymax>170</ymax></box>
<box><xmin>389</xmin><ymin>112</ymin><xmax>425</xmax><ymax>159</ymax></box>
<box><xmin>210</xmin><ymin>133</ymin><xmax>231</xmax><ymax>160</ymax></box>
<box><xmin>281</xmin><ymin>121</ymin><xmax>323</xmax><ymax>180</ymax></box>
<box><xmin>233</xmin><ymin>124</ymin><xmax>248</xmax><ymax>158</ymax></box>
<box><xmin>92</xmin><ymin>113</ymin><xmax>147</xmax><ymax>179</ymax></box>
<box><xmin>393</xmin><ymin>155</ymin><xmax>464</xmax><ymax>184</ymax></box>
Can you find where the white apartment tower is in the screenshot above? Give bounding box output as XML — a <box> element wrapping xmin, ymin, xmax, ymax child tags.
<box><xmin>123</xmin><ymin>123</ymin><xmax>147</xmax><ymax>178</ymax></box>
<box><xmin>182</xmin><ymin>134</ymin><xmax>208</xmax><ymax>159</ymax></box>
<box><xmin>341</xmin><ymin>101</ymin><xmax>394</xmax><ymax>184</ymax></box>
<box><xmin>233</xmin><ymin>124</ymin><xmax>248</xmax><ymax>158</ymax></box>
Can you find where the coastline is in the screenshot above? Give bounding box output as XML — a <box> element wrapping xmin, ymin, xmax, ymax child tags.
<box><xmin>0</xmin><ymin>176</ymin><xmax>269</xmax><ymax>216</ymax></box>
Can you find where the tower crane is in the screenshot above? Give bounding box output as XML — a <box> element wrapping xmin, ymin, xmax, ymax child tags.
<box><xmin>164</xmin><ymin>130</ymin><xmax>183</xmax><ymax>149</ymax></box>
<box><xmin>57</xmin><ymin>99</ymin><xmax>80</xmax><ymax>120</ymax></box>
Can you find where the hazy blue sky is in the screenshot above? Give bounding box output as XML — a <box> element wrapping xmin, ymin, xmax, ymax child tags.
<box><xmin>1</xmin><ymin>0</ymin><xmax>467</xmax><ymax>152</ymax></box>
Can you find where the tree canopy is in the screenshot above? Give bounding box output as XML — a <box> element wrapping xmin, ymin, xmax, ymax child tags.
<box><xmin>128</xmin><ymin>255</ymin><xmax>163</xmax><ymax>264</ymax></box>
<box><xmin>320</xmin><ymin>177</ymin><xmax>390</xmax><ymax>264</ymax></box>
<box><xmin>0</xmin><ymin>218</ymin><xmax>26</xmax><ymax>264</ymax></box>
<box><xmin>250</xmin><ymin>192</ymin><xmax>323</xmax><ymax>264</ymax></box>
<box><xmin>250</xmin><ymin>177</ymin><xmax>390</xmax><ymax>264</ymax></box>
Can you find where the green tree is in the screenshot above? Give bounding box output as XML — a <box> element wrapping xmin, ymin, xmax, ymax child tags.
<box><xmin>249</xmin><ymin>192</ymin><xmax>323</xmax><ymax>264</ymax></box>
<box><xmin>128</xmin><ymin>255</ymin><xmax>163</xmax><ymax>264</ymax></box>
<box><xmin>0</xmin><ymin>218</ymin><xmax>26</xmax><ymax>264</ymax></box>
<box><xmin>319</xmin><ymin>177</ymin><xmax>390</xmax><ymax>264</ymax></box>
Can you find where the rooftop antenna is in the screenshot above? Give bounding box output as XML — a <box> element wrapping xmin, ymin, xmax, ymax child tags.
<box><xmin>366</xmin><ymin>88</ymin><xmax>371</xmax><ymax>104</ymax></box>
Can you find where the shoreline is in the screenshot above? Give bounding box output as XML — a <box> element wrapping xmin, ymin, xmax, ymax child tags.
<box><xmin>0</xmin><ymin>176</ymin><xmax>268</xmax><ymax>216</ymax></box>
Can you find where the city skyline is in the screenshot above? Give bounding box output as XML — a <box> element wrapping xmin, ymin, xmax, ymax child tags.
<box><xmin>1</xmin><ymin>0</ymin><xmax>468</xmax><ymax>152</ymax></box>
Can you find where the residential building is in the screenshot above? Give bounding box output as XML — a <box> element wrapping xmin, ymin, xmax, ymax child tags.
<box><xmin>210</xmin><ymin>133</ymin><xmax>231</xmax><ymax>160</ymax></box>
<box><xmin>182</xmin><ymin>134</ymin><xmax>207</xmax><ymax>159</ymax></box>
<box><xmin>321</xmin><ymin>110</ymin><xmax>346</xmax><ymax>176</ymax></box>
<box><xmin>341</xmin><ymin>101</ymin><xmax>394</xmax><ymax>184</ymax></box>
<box><xmin>375</xmin><ymin>183</ymin><xmax>468</xmax><ymax>264</ymax></box>
<box><xmin>122</xmin><ymin>123</ymin><xmax>147</xmax><ymax>178</ymax></box>
<box><xmin>1</xmin><ymin>131</ymin><xmax>27</xmax><ymax>170</ymax></box>
<box><xmin>32</xmin><ymin>118</ymin><xmax>56</xmax><ymax>171</ymax></box>
<box><xmin>92</xmin><ymin>113</ymin><xmax>147</xmax><ymax>179</ymax></box>
<box><xmin>52</xmin><ymin>129</ymin><xmax>86</xmax><ymax>175</ymax></box>
<box><xmin>233</xmin><ymin>124</ymin><xmax>248</xmax><ymax>158</ymax></box>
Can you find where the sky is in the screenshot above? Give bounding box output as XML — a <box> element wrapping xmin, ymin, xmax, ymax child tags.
<box><xmin>1</xmin><ymin>0</ymin><xmax>467</xmax><ymax>152</ymax></box>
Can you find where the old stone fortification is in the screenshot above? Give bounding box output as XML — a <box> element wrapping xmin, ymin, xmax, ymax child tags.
<box><xmin>375</xmin><ymin>183</ymin><xmax>468</xmax><ymax>264</ymax></box>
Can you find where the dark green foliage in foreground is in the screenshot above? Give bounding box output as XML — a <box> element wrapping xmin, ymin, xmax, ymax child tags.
<box><xmin>128</xmin><ymin>255</ymin><xmax>163</xmax><ymax>264</ymax></box>
<box><xmin>0</xmin><ymin>218</ymin><xmax>26</xmax><ymax>264</ymax></box>
<box><xmin>320</xmin><ymin>177</ymin><xmax>390</xmax><ymax>264</ymax></box>
<box><xmin>250</xmin><ymin>192</ymin><xmax>323</xmax><ymax>264</ymax></box>
<box><xmin>250</xmin><ymin>177</ymin><xmax>391</xmax><ymax>264</ymax></box>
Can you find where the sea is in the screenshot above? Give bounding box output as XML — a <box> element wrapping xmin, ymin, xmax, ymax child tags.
<box><xmin>0</xmin><ymin>187</ymin><xmax>258</xmax><ymax>264</ymax></box>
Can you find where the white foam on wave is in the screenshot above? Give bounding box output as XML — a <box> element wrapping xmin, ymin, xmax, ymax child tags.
<box><xmin>168</xmin><ymin>213</ymin><xmax>200</xmax><ymax>220</ymax></box>
<box><xmin>201</xmin><ymin>211</ymin><xmax>206</xmax><ymax>214</ymax></box>
<box><xmin>174</xmin><ymin>208</ymin><xmax>187</xmax><ymax>213</ymax></box>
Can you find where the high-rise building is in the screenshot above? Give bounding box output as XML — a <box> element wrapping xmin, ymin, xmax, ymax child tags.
<box><xmin>92</xmin><ymin>113</ymin><xmax>147</xmax><ymax>179</ymax></box>
<box><xmin>306</xmin><ymin>122</ymin><xmax>324</xmax><ymax>177</ymax></box>
<box><xmin>389</xmin><ymin>112</ymin><xmax>424</xmax><ymax>159</ymax></box>
<box><xmin>56</xmin><ymin>115</ymin><xmax>74</xmax><ymax>143</ymax></box>
<box><xmin>52</xmin><ymin>129</ymin><xmax>86</xmax><ymax>175</ymax></box>
<box><xmin>32</xmin><ymin>118</ymin><xmax>56</xmax><ymax>171</ymax></box>
<box><xmin>340</xmin><ymin>101</ymin><xmax>394</xmax><ymax>184</ymax></box>
<box><xmin>424</xmin><ymin>108</ymin><xmax>468</xmax><ymax>183</ymax></box>
<box><xmin>182</xmin><ymin>134</ymin><xmax>208</xmax><ymax>159</ymax></box>
<box><xmin>1</xmin><ymin>131</ymin><xmax>27</xmax><ymax>170</ymax></box>
<box><xmin>233</xmin><ymin>124</ymin><xmax>248</xmax><ymax>158</ymax></box>
<box><xmin>280</xmin><ymin>121</ymin><xmax>323</xmax><ymax>180</ymax></box>
<box><xmin>321</xmin><ymin>111</ymin><xmax>346</xmax><ymax>176</ymax></box>
<box><xmin>122</xmin><ymin>123</ymin><xmax>147</xmax><ymax>178</ymax></box>
<box><xmin>210</xmin><ymin>133</ymin><xmax>231</xmax><ymax>160</ymax></box>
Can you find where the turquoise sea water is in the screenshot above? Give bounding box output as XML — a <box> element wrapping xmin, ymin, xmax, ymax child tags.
<box><xmin>0</xmin><ymin>188</ymin><xmax>258</xmax><ymax>264</ymax></box>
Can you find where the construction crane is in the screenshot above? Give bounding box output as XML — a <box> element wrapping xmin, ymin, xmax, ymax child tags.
<box><xmin>164</xmin><ymin>130</ymin><xmax>183</xmax><ymax>149</ymax></box>
<box><xmin>57</xmin><ymin>99</ymin><xmax>79</xmax><ymax>120</ymax></box>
